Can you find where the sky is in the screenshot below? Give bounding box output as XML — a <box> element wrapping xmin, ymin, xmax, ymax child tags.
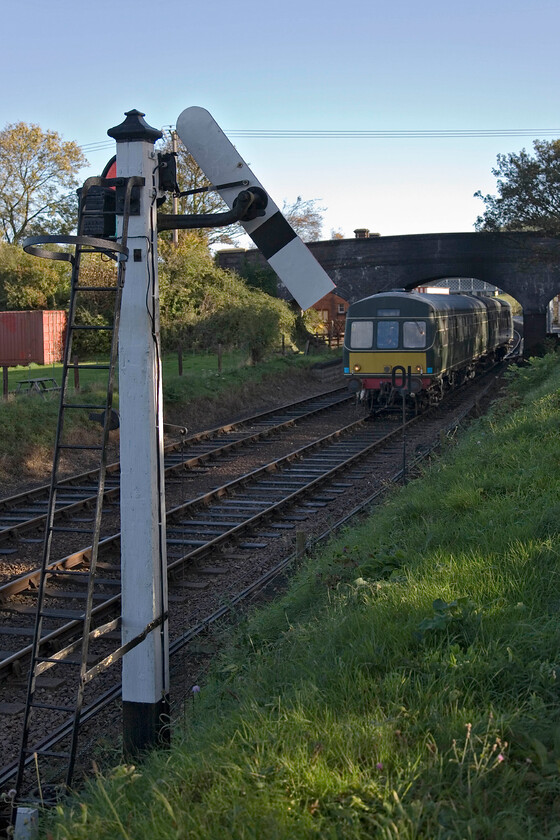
<box><xmin>2</xmin><ymin>0</ymin><xmax>559</xmax><ymax>248</ymax></box>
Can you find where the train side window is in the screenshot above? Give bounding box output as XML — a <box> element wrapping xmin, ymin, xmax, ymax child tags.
<box><xmin>377</xmin><ymin>320</ymin><xmax>399</xmax><ymax>349</ymax></box>
<box><xmin>350</xmin><ymin>320</ymin><xmax>373</xmax><ymax>349</ymax></box>
<box><xmin>403</xmin><ymin>320</ymin><xmax>426</xmax><ymax>348</ymax></box>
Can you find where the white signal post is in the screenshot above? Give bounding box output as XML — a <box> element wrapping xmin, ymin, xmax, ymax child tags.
<box><xmin>107</xmin><ymin>111</ymin><xmax>169</xmax><ymax>756</ymax></box>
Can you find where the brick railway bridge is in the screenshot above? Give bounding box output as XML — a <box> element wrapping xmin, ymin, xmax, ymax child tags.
<box><xmin>218</xmin><ymin>231</ymin><xmax>560</xmax><ymax>355</ymax></box>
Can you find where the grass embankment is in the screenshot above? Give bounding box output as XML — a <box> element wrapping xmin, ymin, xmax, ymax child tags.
<box><xmin>0</xmin><ymin>352</ymin><xmax>332</xmax><ymax>482</ymax></box>
<box><xmin>43</xmin><ymin>353</ymin><xmax>560</xmax><ymax>838</ymax></box>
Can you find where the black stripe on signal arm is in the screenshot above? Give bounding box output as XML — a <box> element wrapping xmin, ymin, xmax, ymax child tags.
<box><xmin>250</xmin><ymin>212</ymin><xmax>297</xmax><ymax>259</ymax></box>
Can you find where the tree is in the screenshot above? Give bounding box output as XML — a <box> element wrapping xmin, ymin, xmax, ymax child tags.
<box><xmin>157</xmin><ymin>233</ymin><xmax>297</xmax><ymax>361</ymax></box>
<box><xmin>0</xmin><ymin>122</ymin><xmax>87</xmax><ymax>244</ymax></box>
<box><xmin>474</xmin><ymin>139</ymin><xmax>560</xmax><ymax>234</ymax></box>
<box><xmin>282</xmin><ymin>196</ymin><xmax>325</xmax><ymax>241</ymax></box>
<box><xmin>236</xmin><ymin>259</ymin><xmax>278</xmax><ymax>297</ymax></box>
<box><xmin>0</xmin><ymin>241</ymin><xmax>70</xmax><ymax>309</ymax></box>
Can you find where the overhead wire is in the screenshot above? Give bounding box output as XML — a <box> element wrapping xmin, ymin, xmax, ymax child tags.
<box><xmin>224</xmin><ymin>128</ymin><xmax>560</xmax><ymax>138</ymax></box>
<box><xmin>33</xmin><ymin>126</ymin><xmax>560</xmax><ymax>217</ymax></box>
<box><xmin>78</xmin><ymin>127</ymin><xmax>560</xmax><ymax>157</ymax></box>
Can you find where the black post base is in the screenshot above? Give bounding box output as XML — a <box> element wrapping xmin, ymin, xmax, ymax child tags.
<box><xmin>123</xmin><ymin>695</ymin><xmax>171</xmax><ymax>760</ymax></box>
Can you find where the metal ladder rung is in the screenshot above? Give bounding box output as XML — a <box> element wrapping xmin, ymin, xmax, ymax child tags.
<box><xmin>71</xmin><ymin>325</ymin><xmax>114</xmax><ymax>331</ymax></box>
<box><xmin>25</xmin><ymin>748</ymin><xmax>71</xmax><ymax>759</ymax></box>
<box><xmin>36</xmin><ymin>608</ymin><xmax>86</xmax><ymax>619</ymax></box>
<box><xmin>74</xmin><ymin>285</ymin><xmax>117</xmax><ymax>292</ymax></box>
<box><xmin>29</xmin><ymin>702</ymin><xmax>74</xmax><ymax>712</ymax></box>
<box><xmin>58</xmin><ymin>444</ymin><xmax>103</xmax><ymax>451</ymax></box>
<box><xmin>50</xmin><ymin>527</ymin><xmax>94</xmax><ymax>534</ymax></box>
<box><xmin>35</xmin><ymin>655</ymin><xmax>84</xmax><ymax>665</ymax></box>
<box><xmin>62</xmin><ymin>403</ymin><xmax>108</xmax><ymax>410</ymax></box>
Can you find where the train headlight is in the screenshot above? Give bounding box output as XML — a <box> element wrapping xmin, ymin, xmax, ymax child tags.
<box><xmin>353</xmin><ymin>364</ymin><xmax>361</xmax><ymax>372</ymax></box>
<box><xmin>415</xmin><ymin>365</ymin><xmax>423</xmax><ymax>373</ymax></box>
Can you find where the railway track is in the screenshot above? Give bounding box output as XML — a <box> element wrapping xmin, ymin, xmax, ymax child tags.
<box><xmin>0</xmin><ymin>368</ymin><xmax>507</xmax><ymax>797</ymax></box>
<box><xmin>0</xmin><ymin>386</ymin><xmax>351</xmax><ymax>549</ymax></box>
<box><xmin>0</xmin><ymin>408</ymin><xmax>403</xmax><ymax>673</ymax></box>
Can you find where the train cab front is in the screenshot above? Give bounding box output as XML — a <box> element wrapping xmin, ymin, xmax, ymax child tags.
<box><xmin>343</xmin><ymin>300</ymin><xmax>433</xmax><ymax>412</ymax></box>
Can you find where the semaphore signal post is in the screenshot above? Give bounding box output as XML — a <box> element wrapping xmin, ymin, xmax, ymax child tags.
<box><xmin>106</xmin><ymin>111</ymin><xmax>170</xmax><ymax>756</ymax></box>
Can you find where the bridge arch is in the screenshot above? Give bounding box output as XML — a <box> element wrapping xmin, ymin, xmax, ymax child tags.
<box><xmin>218</xmin><ymin>231</ymin><xmax>560</xmax><ymax>355</ymax></box>
<box><xmin>301</xmin><ymin>232</ymin><xmax>560</xmax><ymax>355</ymax></box>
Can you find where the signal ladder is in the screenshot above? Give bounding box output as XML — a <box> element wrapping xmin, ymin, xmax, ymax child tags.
<box><xmin>13</xmin><ymin>174</ymin><xmax>143</xmax><ymax>800</ymax></box>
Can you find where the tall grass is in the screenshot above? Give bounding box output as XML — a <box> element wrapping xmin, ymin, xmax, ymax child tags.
<box><xmin>0</xmin><ymin>351</ymin><xmax>332</xmax><ymax>480</ymax></box>
<box><xmin>44</xmin><ymin>351</ymin><xmax>560</xmax><ymax>838</ymax></box>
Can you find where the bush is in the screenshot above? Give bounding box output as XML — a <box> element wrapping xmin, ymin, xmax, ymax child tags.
<box><xmin>71</xmin><ymin>308</ymin><xmax>113</xmax><ymax>356</ymax></box>
<box><xmin>159</xmin><ymin>235</ymin><xmax>297</xmax><ymax>360</ymax></box>
<box><xmin>0</xmin><ymin>241</ymin><xmax>70</xmax><ymax>310</ymax></box>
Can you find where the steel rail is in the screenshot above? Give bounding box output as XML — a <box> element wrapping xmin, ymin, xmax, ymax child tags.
<box><xmin>0</xmin><ymin>411</ymin><xmax>408</xmax><ymax>679</ymax></box>
<box><xmin>0</xmin><ymin>408</ymin><xmax>397</xmax><ymax>604</ymax></box>
<box><xmin>0</xmin><ymin>386</ymin><xmax>349</xmax><ymax>545</ymax></box>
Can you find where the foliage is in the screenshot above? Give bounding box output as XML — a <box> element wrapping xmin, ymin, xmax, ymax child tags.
<box><xmin>43</xmin><ymin>350</ymin><xmax>560</xmax><ymax>838</ymax></box>
<box><xmin>158</xmin><ymin>234</ymin><xmax>230</xmax><ymax>318</ymax></box>
<box><xmin>474</xmin><ymin>138</ymin><xmax>560</xmax><ymax>234</ymax></box>
<box><xmin>300</xmin><ymin>306</ymin><xmax>325</xmax><ymax>334</ymax></box>
<box><xmin>282</xmin><ymin>195</ymin><xmax>325</xmax><ymax>241</ymax></box>
<box><xmin>0</xmin><ymin>121</ymin><xmax>87</xmax><ymax>244</ymax></box>
<box><xmin>158</xmin><ymin>235</ymin><xmax>297</xmax><ymax>360</ymax></box>
<box><xmin>0</xmin><ymin>241</ymin><xmax>69</xmax><ymax>309</ymax></box>
<box><xmin>234</xmin><ymin>258</ymin><xmax>278</xmax><ymax>297</ymax></box>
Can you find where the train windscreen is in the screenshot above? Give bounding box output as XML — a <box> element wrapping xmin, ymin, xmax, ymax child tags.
<box><xmin>377</xmin><ymin>321</ymin><xmax>399</xmax><ymax>349</ymax></box>
<box><xmin>403</xmin><ymin>321</ymin><xmax>427</xmax><ymax>348</ymax></box>
<box><xmin>350</xmin><ymin>320</ymin><xmax>373</xmax><ymax>348</ymax></box>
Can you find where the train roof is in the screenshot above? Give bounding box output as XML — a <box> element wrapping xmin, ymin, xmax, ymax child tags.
<box><xmin>346</xmin><ymin>290</ymin><xmax>488</xmax><ymax>318</ymax></box>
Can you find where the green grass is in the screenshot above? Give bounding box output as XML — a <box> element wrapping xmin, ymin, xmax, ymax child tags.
<box><xmin>0</xmin><ymin>350</ymin><xmax>335</xmax><ymax>479</ymax></box>
<box><xmin>160</xmin><ymin>350</ymin><xmax>330</xmax><ymax>404</ymax></box>
<box><xmin>40</xmin><ymin>352</ymin><xmax>560</xmax><ymax>838</ymax></box>
<box><xmin>3</xmin><ymin>349</ymin><xmax>334</xmax><ymax>395</ymax></box>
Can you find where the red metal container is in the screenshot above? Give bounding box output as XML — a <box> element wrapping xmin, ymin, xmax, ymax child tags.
<box><xmin>0</xmin><ymin>310</ymin><xmax>67</xmax><ymax>367</ymax></box>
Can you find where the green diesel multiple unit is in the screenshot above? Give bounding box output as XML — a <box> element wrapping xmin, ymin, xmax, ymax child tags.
<box><xmin>343</xmin><ymin>290</ymin><xmax>513</xmax><ymax>411</ymax></box>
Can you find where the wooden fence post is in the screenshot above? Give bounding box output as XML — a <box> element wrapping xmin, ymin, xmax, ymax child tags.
<box><xmin>178</xmin><ymin>344</ymin><xmax>183</xmax><ymax>376</ymax></box>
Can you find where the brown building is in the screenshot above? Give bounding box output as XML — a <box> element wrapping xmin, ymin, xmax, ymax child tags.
<box><xmin>311</xmin><ymin>291</ymin><xmax>348</xmax><ymax>337</ymax></box>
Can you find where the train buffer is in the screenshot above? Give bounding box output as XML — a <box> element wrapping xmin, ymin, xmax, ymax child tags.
<box><xmin>15</xmin><ymin>377</ymin><xmax>61</xmax><ymax>396</ymax></box>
